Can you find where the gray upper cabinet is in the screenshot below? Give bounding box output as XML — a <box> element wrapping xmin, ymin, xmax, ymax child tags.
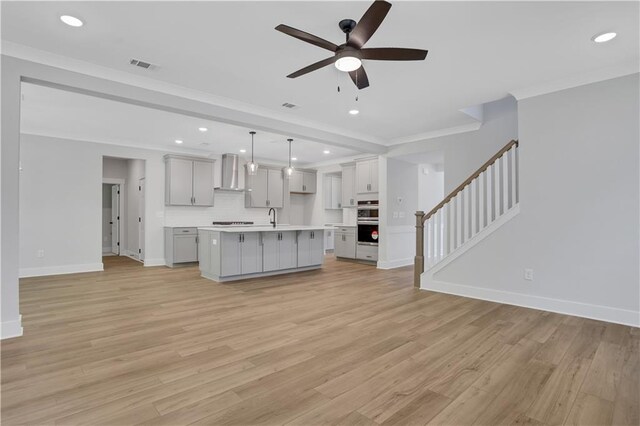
<box><xmin>356</xmin><ymin>158</ymin><xmax>379</xmax><ymax>194</ymax></box>
<box><xmin>341</xmin><ymin>163</ymin><xmax>356</xmax><ymax>208</ymax></box>
<box><xmin>192</xmin><ymin>160</ymin><xmax>215</xmax><ymax>206</ymax></box>
<box><xmin>290</xmin><ymin>170</ymin><xmax>317</xmax><ymax>194</ymax></box>
<box><xmin>245</xmin><ymin>166</ymin><xmax>284</xmax><ymax>208</ymax></box>
<box><xmin>164</xmin><ymin>155</ymin><xmax>215</xmax><ymax>206</ymax></box>
<box><xmin>324</xmin><ymin>175</ymin><xmax>342</xmax><ymax>209</ymax></box>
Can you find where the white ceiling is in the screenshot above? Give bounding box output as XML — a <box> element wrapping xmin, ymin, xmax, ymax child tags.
<box><xmin>3</xmin><ymin>1</ymin><xmax>639</xmax><ymax>146</ymax></box>
<box><xmin>20</xmin><ymin>82</ymin><xmax>361</xmax><ymax>165</ymax></box>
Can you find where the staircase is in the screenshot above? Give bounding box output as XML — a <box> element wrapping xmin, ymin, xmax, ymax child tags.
<box><xmin>414</xmin><ymin>140</ymin><xmax>520</xmax><ymax>287</ymax></box>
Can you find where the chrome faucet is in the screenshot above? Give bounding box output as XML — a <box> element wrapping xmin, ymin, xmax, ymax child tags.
<box><xmin>268</xmin><ymin>208</ymin><xmax>276</xmax><ymax>228</ymax></box>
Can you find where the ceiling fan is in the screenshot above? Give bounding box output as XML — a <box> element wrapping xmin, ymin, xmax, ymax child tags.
<box><xmin>275</xmin><ymin>0</ymin><xmax>428</xmax><ymax>90</ymax></box>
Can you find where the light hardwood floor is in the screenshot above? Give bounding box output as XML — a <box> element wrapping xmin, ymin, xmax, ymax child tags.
<box><xmin>1</xmin><ymin>256</ymin><xmax>638</xmax><ymax>425</ymax></box>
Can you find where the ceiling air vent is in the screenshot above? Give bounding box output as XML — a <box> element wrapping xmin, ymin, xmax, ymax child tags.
<box><xmin>129</xmin><ymin>58</ymin><xmax>154</xmax><ymax>69</ymax></box>
<box><xmin>281</xmin><ymin>102</ymin><xmax>298</xmax><ymax>109</ymax></box>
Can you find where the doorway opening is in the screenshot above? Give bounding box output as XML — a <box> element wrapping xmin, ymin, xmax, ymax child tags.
<box><xmin>102</xmin><ymin>156</ymin><xmax>146</xmax><ymax>267</ymax></box>
<box><xmin>102</xmin><ymin>183</ymin><xmax>122</xmax><ymax>256</ymax></box>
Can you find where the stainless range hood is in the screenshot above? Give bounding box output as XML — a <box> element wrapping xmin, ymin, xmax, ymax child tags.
<box><xmin>215</xmin><ymin>154</ymin><xmax>244</xmax><ymax>192</ymax></box>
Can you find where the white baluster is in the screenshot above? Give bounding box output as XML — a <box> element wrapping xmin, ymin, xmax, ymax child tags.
<box><xmin>428</xmin><ymin>217</ymin><xmax>435</xmax><ymax>268</ymax></box>
<box><xmin>493</xmin><ymin>162</ymin><xmax>500</xmax><ymax>220</ymax></box>
<box><xmin>433</xmin><ymin>210</ymin><xmax>440</xmax><ymax>264</ymax></box>
<box><xmin>501</xmin><ymin>155</ymin><xmax>509</xmax><ymax>215</ymax></box>
<box><xmin>470</xmin><ymin>179</ymin><xmax>477</xmax><ymax>237</ymax></box>
<box><xmin>514</xmin><ymin>146</ymin><xmax>520</xmax><ymax>204</ymax></box>
<box><xmin>480</xmin><ymin>170</ymin><xmax>486</xmax><ymax>230</ymax></box>
<box><xmin>467</xmin><ymin>185</ymin><xmax>473</xmax><ymax>240</ymax></box>
<box><xmin>444</xmin><ymin>203</ymin><xmax>451</xmax><ymax>255</ymax></box>
<box><xmin>455</xmin><ymin>194</ymin><xmax>462</xmax><ymax>249</ymax></box>
<box><xmin>487</xmin><ymin>164</ymin><xmax>495</xmax><ymax>223</ymax></box>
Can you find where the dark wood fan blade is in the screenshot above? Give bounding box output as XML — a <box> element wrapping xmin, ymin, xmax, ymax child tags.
<box><xmin>349</xmin><ymin>66</ymin><xmax>370</xmax><ymax>90</ymax></box>
<box><xmin>347</xmin><ymin>1</ymin><xmax>392</xmax><ymax>49</ymax></box>
<box><xmin>361</xmin><ymin>47</ymin><xmax>428</xmax><ymax>61</ymax></box>
<box><xmin>275</xmin><ymin>24</ymin><xmax>338</xmax><ymax>52</ymax></box>
<box><xmin>287</xmin><ymin>56</ymin><xmax>336</xmax><ymax>78</ymax></box>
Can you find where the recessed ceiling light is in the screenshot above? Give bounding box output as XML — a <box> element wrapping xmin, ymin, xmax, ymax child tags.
<box><xmin>60</xmin><ymin>15</ymin><xmax>83</xmax><ymax>27</ymax></box>
<box><xmin>592</xmin><ymin>32</ymin><xmax>617</xmax><ymax>43</ymax></box>
<box><xmin>349</xmin><ymin>109</ymin><xmax>360</xmax><ymax>115</ymax></box>
<box><xmin>323</xmin><ymin>150</ymin><xmax>330</xmax><ymax>154</ymax></box>
<box><xmin>198</xmin><ymin>127</ymin><xmax>208</xmax><ymax>132</ymax></box>
<box><xmin>291</xmin><ymin>157</ymin><xmax>298</xmax><ymax>161</ymax></box>
<box><xmin>239</xmin><ymin>149</ymin><xmax>247</xmax><ymax>153</ymax></box>
<box><xmin>174</xmin><ymin>139</ymin><xmax>183</xmax><ymax>144</ymax></box>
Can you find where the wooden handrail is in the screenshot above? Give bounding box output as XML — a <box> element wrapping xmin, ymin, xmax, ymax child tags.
<box><xmin>422</xmin><ymin>139</ymin><xmax>518</xmax><ymax>223</ymax></box>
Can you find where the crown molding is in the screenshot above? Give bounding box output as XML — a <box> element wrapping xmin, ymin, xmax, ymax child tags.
<box><xmin>509</xmin><ymin>61</ymin><xmax>640</xmax><ymax>100</ymax></box>
<box><xmin>387</xmin><ymin>121</ymin><xmax>483</xmax><ymax>146</ymax></box>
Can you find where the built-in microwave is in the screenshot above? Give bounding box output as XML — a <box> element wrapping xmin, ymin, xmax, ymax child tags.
<box><xmin>357</xmin><ymin>200</ymin><xmax>379</xmax><ymax>220</ymax></box>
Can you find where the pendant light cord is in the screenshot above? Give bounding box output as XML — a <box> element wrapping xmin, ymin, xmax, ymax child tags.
<box><xmin>287</xmin><ymin>139</ymin><xmax>293</xmax><ymax>168</ymax></box>
<box><xmin>250</xmin><ymin>131</ymin><xmax>256</xmax><ymax>163</ymax></box>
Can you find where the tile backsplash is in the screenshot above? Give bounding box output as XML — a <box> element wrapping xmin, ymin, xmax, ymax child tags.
<box><xmin>164</xmin><ymin>192</ymin><xmax>274</xmax><ymax>227</ymax></box>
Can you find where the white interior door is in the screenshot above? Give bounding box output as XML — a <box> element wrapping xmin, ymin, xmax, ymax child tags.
<box><xmin>138</xmin><ymin>178</ymin><xmax>145</xmax><ymax>261</ymax></box>
<box><xmin>111</xmin><ymin>184</ymin><xmax>120</xmax><ymax>254</ymax></box>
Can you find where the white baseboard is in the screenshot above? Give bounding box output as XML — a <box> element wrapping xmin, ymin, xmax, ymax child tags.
<box><xmin>144</xmin><ymin>258</ymin><xmax>165</xmax><ymax>267</ymax></box>
<box><xmin>377</xmin><ymin>257</ymin><xmax>414</xmax><ymax>270</ymax></box>
<box><xmin>123</xmin><ymin>250</ymin><xmax>142</xmax><ymax>261</ymax></box>
<box><xmin>421</xmin><ymin>278</ymin><xmax>640</xmax><ymax>328</ymax></box>
<box><xmin>19</xmin><ymin>263</ymin><xmax>104</xmax><ymax>278</ymax></box>
<box><xmin>1</xmin><ymin>315</ymin><xmax>23</xmax><ymax>339</ymax></box>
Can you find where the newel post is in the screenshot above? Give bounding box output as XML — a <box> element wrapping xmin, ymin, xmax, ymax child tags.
<box><xmin>414</xmin><ymin>211</ymin><xmax>425</xmax><ymax>288</ymax></box>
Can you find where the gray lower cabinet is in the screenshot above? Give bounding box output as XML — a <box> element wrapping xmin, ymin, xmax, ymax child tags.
<box><xmin>334</xmin><ymin>227</ymin><xmax>356</xmax><ymax>259</ymax></box>
<box><xmin>198</xmin><ymin>228</ymin><xmax>326</xmax><ymax>282</ymax></box>
<box><xmin>221</xmin><ymin>232</ymin><xmax>262</xmax><ymax>276</ymax></box>
<box><xmin>262</xmin><ymin>231</ymin><xmax>297</xmax><ymax>272</ymax></box>
<box><xmin>165</xmin><ymin>227</ymin><xmax>198</xmax><ymax>267</ymax></box>
<box><xmin>297</xmin><ymin>230</ymin><xmax>324</xmax><ymax>267</ymax></box>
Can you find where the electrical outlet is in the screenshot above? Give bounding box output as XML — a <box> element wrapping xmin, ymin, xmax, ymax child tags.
<box><xmin>36</xmin><ymin>249</ymin><xmax>45</xmax><ymax>258</ymax></box>
<box><xmin>524</xmin><ymin>268</ymin><xmax>534</xmax><ymax>281</ymax></box>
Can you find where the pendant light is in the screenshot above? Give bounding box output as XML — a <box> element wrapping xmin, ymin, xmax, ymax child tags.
<box><xmin>247</xmin><ymin>131</ymin><xmax>258</xmax><ymax>175</ymax></box>
<box><xmin>283</xmin><ymin>138</ymin><xmax>294</xmax><ymax>178</ymax></box>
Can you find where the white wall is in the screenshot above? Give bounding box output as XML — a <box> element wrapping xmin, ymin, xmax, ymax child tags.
<box><xmin>443</xmin><ymin>97</ymin><xmax>518</xmax><ymax>192</ymax></box>
<box><xmin>19</xmin><ymin>134</ymin><xmax>167</xmax><ymax>274</ymax></box>
<box><xmin>431</xmin><ymin>74</ymin><xmax>640</xmax><ymax>326</ymax></box>
<box><xmin>378</xmin><ymin>157</ymin><xmax>419</xmax><ymax>269</ymax></box>
<box><xmin>18</xmin><ymin>134</ymin><xmax>303</xmax><ymax>276</ymax></box>
<box><xmin>103</xmin><ymin>157</ymin><xmax>128</xmax><ymax>180</ymax></box>
<box><xmin>418</xmin><ymin>164</ymin><xmax>444</xmax><ymax>213</ymax></box>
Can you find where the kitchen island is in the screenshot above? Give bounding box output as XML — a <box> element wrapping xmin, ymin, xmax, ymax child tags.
<box><xmin>197</xmin><ymin>225</ymin><xmax>333</xmax><ymax>282</ymax></box>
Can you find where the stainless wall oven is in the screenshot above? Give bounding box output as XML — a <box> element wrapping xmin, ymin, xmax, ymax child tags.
<box><xmin>357</xmin><ymin>200</ymin><xmax>379</xmax><ymax>246</ymax></box>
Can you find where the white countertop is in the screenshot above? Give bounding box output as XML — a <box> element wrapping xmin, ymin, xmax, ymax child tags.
<box><xmin>198</xmin><ymin>225</ymin><xmax>334</xmax><ymax>233</ymax></box>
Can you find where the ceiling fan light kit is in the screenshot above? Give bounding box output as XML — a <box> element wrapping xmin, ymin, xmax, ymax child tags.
<box><xmin>276</xmin><ymin>0</ymin><xmax>428</xmax><ymax>90</ymax></box>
